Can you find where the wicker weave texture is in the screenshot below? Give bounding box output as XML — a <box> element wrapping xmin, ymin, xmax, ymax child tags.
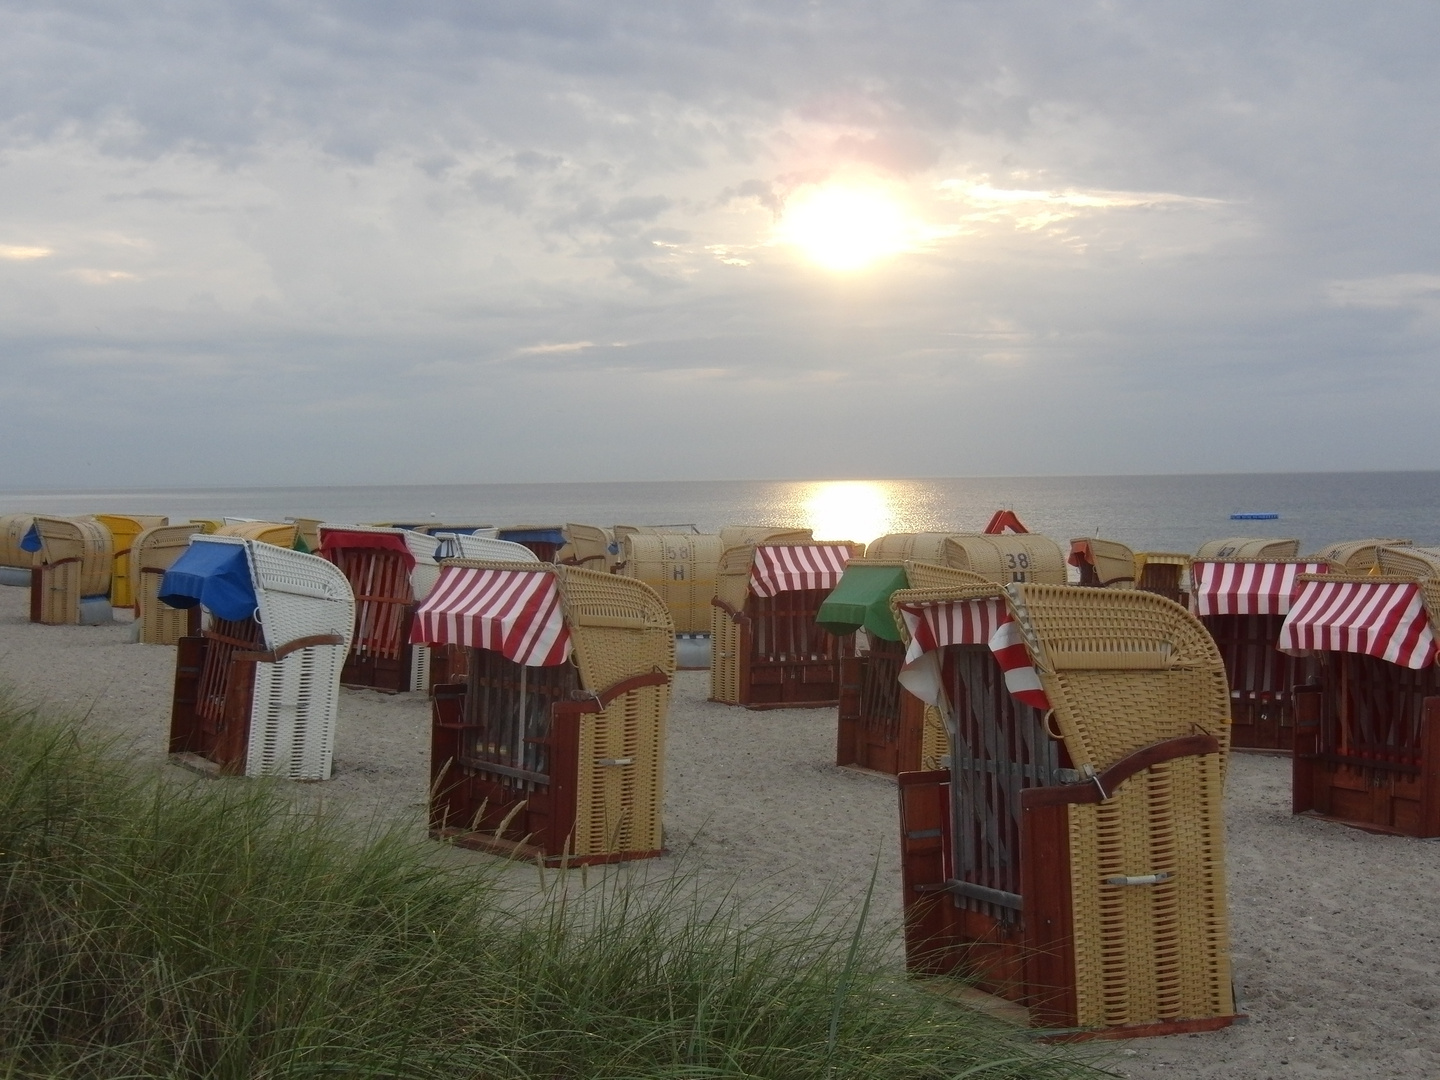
<box><xmin>0</xmin><ymin>514</ymin><xmax>41</xmax><ymax>570</ymax></box>
<box><xmin>1196</xmin><ymin>537</ymin><xmax>1301</xmax><ymax>560</ymax></box>
<box><xmin>1313</xmin><ymin>538</ymin><xmax>1413</xmax><ymax>575</ymax></box>
<box><xmin>717</xmin><ymin>526</ymin><xmax>813</xmax><ymax>548</ymax></box>
<box><xmin>437</xmin><ymin>534</ymin><xmax>540</xmax><ymax>562</ymax></box>
<box><xmin>709</xmin><ymin>603</ymin><xmax>741</xmax><ymax>704</ymax></box>
<box><xmin>215</xmin><ymin>521</ymin><xmax>299</xmax><ymax>549</ymax></box>
<box><xmin>560</xmin><ymin>524</ymin><xmax>618</xmax><ymax>571</ymax></box>
<box><xmin>1066</xmin><ymin>751</ymin><xmax>1234</xmax><ymax>1029</ymax></box>
<box><xmin>94</xmin><ymin>514</ymin><xmax>168</xmax><ymax>608</ymax></box>
<box><xmin>1377</xmin><ymin>545</ymin><xmax>1440</xmax><ymax>580</ymax></box>
<box><xmin>1012</xmin><ymin>584</ymin><xmax>1232</xmax><ymax>773</ymax></box>
<box><xmin>919</xmin><ymin>704</ymin><xmax>949</xmax><ymax>771</ymax></box>
<box><xmin>32</xmin><ymin>517</ymin><xmax>114</xmax><ymax>623</ymax></box>
<box><xmin>901</xmin><ymin>561</ymin><xmax>993</xmax><ymax>591</ymax></box>
<box><xmin>134</xmin><ymin>524</ymin><xmax>199</xmax><ymax>644</ymax></box>
<box><xmin>1069</xmin><ymin>538</ymin><xmax>1138</xmax><ymax>588</ymax></box>
<box><xmin>864</xmin><ymin>533</ymin><xmax>953</xmax><ymax>563</ymax></box>
<box><xmin>619</xmin><ymin>532</ymin><xmax>724</xmax><ymax>634</ymax></box>
<box><xmin>945</xmin><ymin>534</ymin><xmax>1067</xmax><ymax>585</ymax></box>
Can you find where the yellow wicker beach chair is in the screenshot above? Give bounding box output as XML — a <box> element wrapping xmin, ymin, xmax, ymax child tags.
<box><xmin>894</xmin><ymin>581</ymin><xmax>1236</xmax><ymax>1038</ymax></box>
<box><xmin>92</xmin><ymin>514</ymin><xmax>168</xmax><ymax>610</ymax></box>
<box><xmin>1376</xmin><ymin>545</ymin><xmax>1440</xmax><ymax>579</ymax></box>
<box><xmin>414</xmin><ymin>560</ymin><xmax>674</xmax><ymax>864</ymax></box>
<box><xmin>1281</xmin><ymin>571</ymin><xmax>1440</xmax><ymax>837</ymax></box>
<box><xmin>710</xmin><ymin>540</ymin><xmax>861</xmax><ymax>708</ymax></box>
<box><xmin>868</xmin><ymin>533</ymin><xmax>1067</xmax><ymax>585</ymax></box>
<box><xmin>215</xmin><ymin>520</ymin><xmax>300</xmax><ymax>548</ymax></box>
<box><xmin>162</xmin><ymin>536</ymin><xmax>355</xmax><ymax>781</ymax></box>
<box><xmin>27</xmin><ymin>516</ymin><xmax>114</xmax><ymax>625</ymax></box>
<box><xmin>133</xmin><ymin>524</ymin><xmax>203</xmax><ymax>645</ymax></box>
<box><xmin>558</xmin><ymin>523</ymin><xmax>618</xmax><ymax>571</ymax></box>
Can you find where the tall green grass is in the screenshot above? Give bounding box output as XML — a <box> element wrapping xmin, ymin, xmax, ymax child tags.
<box><xmin>0</xmin><ymin>697</ymin><xmax>1101</xmax><ymax>1079</ymax></box>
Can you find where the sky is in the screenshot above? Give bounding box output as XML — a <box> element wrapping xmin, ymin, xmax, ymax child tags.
<box><xmin>3</xmin><ymin>1</ymin><xmax>1439</xmax><ymax>488</ymax></box>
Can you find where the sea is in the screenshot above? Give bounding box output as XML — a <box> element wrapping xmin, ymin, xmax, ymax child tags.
<box><xmin>3</xmin><ymin>473</ymin><xmax>1440</xmax><ymax>552</ymax></box>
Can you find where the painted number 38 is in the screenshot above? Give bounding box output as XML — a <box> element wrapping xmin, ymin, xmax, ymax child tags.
<box><xmin>1003</xmin><ymin>551</ymin><xmax>1031</xmax><ymax>581</ymax></box>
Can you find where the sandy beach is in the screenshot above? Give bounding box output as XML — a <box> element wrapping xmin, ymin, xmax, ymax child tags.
<box><xmin>2</xmin><ymin>582</ymin><xmax>1438</xmax><ymax>1078</ymax></box>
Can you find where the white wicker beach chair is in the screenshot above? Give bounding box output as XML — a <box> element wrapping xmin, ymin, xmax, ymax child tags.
<box><xmin>434</xmin><ymin>533</ymin><xmax>541</xmax><ymax>563</ymax></box>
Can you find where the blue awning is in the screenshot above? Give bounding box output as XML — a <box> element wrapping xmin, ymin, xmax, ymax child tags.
<box><xmin>158</xmin><ymin>540</ymin><xmax>257</xmax><ymax>622</ymax></box>
<box><xmin>19</xmin><ymin>524</ymin><xmax>40</xmax><ymax>552</ymax></box>
<box><xmin>497</xmin><ymin>527</ymin><xmax>566</xmax><ymax>545</ymax></box>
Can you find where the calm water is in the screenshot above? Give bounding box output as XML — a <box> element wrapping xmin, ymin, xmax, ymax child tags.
<box><xmin>3</xmin><ymin>473</ymin><xmax>1440</xmax><ymax>552</ymax></box>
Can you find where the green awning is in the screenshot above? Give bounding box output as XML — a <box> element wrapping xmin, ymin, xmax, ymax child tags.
<box><xmin>816</xmin><ymin>563</ymin><xmax>910</xmax><ymax>641</ymax></box>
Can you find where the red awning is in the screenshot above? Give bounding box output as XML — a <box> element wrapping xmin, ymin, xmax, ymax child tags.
<box><xmin>1279</xmin><ymin>578</ymin><xmax>1437</xmax><ymax>670</ymax></box>
<box><xmin>409</xmin><ymin>565</ymin><xmax>571</xmax><ymax>666</ymax></box>
<box><xmin>749</xmin><ymin>545</ymin><xmax>851</xmax><ymax>597</ymax></box>
<box><xmin>895</xmin><ymin>596</ymin><xmax>1050</xmax><ymax>710</ymax></box>
<box><xmin>1191</xmin><ymin>560</ymin><xmax>1326</xmax><ymax>617</ymax></box>
<box><xmin>318</xmin><ymin>529</ymin><xmax>416</xmax><ymax>570</ymax></box>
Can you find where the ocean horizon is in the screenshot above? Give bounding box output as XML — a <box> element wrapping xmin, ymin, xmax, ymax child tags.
<box><xmin>3</xmin><ymin>471</ymin><xmax>1439</xmax><ymax>554</ymax></box>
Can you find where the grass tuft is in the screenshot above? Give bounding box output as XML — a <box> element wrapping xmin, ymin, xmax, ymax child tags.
<box><xmin>0</xmin><ymin>696</ymin><xmax>1102</xmax><ymax>1079</ymax></box>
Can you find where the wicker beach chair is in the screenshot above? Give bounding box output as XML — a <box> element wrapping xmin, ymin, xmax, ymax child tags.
<box><xmin>1280</xmin><ymin>571</ymin><xmax>1440</xmax><ymax>837</ymax></box>
<box><xmin>92</xmin><ymin>514</ymin><xmax>169</xmax><ymax>610</ymax></box>
<box><xmin>495</xmin><ymin>525</ymin><xmax>567</xmax><ymax>562</ymax></box>
<box><xmin>617</xmin><ymin>532</ymin><xmax>724</xmax><ymax>634</ymax></box>
<box><xmin>0</xmin><ymin>513</ymin><xmax>41</xmax><ymax>587</ymax></box>
<box><xmin>1309</xmin><ymin>537</ymin><xmax>1411</xmax><ymax>575</ymax></box>
<box><xmin>893</xmin><ymin>581</ymin><xmax>1236</xmax><ymax>1037</ymax></box>
<box><xmin>26</xmin><ymin>516</ymin><xmax>114</xmax><ymax>625</ymax></box>
<box><xmin>161</xmin><ymin>536</ymin><xmax>354</xmax><ymax>780</ymax></box>
<box><xmin>317</xmin><ymin>524</ymin><xmax>442</xmax><ymax>692</ymax></box>
<box><xmin>434</xmin><ymin>533</ymin><xmax>540</xmax><ymax>562</ymax></box>
<box><xmin>133</xmin><ymin>524</ymin><xmax>204</xmax><ymax>645</ymax></box>
<box><xmin>867</xmin><ymin>533</ymin><xmax>1067</xmax><ymax>585</ymax></box>
<box><xmin>1189</xmin><ymin>556</ymin><xmax>1327</xmax><ymax>752</ymax></box>
<box><xmin>1070</xmin><ymin>538</ymin><xmax>1191</xmax><ymax>602</ymax></box>
<box><xmin>215</xmin><ymin>520</ymin><xmax>300</xmax><ymax>548</ymax></box>
<box><xmin>710</xmin><ymin>540</ymin><xmax>861</xmax><ymax>708</ymax></box>
<box><xmin>413</xmin><ymin>560</ymin><xmax>675</xmax><ymax>864</ymax></box>
<box><xmin>557</xmin><ymin>524</ymin><xmax>618</xmax><ymax>571</ymax></box>
<box><xmin>1196</xmin><ymin>537</ymin><xmax>1301</xmax><ymax>560</ymax></box>
<box><xmin>1376</xmin><ymin>545</ymin><xmax>1440</xmax><ymax>579</ymax></box>
<box><xmin>717</xmin><ymin>525</ymin><xmax>814</xmax><ymax>548</ymax></box>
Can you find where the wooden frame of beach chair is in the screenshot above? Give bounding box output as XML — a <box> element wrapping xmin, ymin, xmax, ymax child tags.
<box><xmin>134</xmin><ymin>524</ymin><xmax>204</xmax><ymax>645</ymax></box>
<box><xmin>92</xmin><ymin>514</ymin><xmax>169</xmax><ymax>610</ymax></box>
<box><xmin>27</xmin><ymin>516</ymin><xmax>114</xmax><ymax>625</ymax></box>
<box><xmin>709</xmin><ymin>540</ymin><xmax>861</xmax><ymax>709</ymax></box>
<box><xmin>317</xmin><ymin>524</ymin><xmax>440</xmax><ymax>693</ymax></box>
<box><xmin>1190</xmin><ymin>557</ymin><xmax>1326</xmax><ymax>753</ymax></box>
<box><xmin>895</xmin><ymin>582</ymin><xmax>1237</xmax><ymax>1038</ymax></box>
<box><xmin>164</xmin><ymin>536</ymin><xmax>354</xmax><ymax>780</ymax></box>
<box><xmin>1281</xmin><ymin>572</ymin><xmax>1440</xmax><ymax>837</ymax></box>
<box><xmin>415</xmin><ymin>560</ymin><xmax>674</xmax><ymax>865</ymax></box>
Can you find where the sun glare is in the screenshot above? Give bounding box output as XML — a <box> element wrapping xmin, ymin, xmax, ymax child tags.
<box><xmin>803</xmin><ymin>481</ymin><xmax>895</xmax><ymax>545</ymax></box>
<box><xmin>775</xmin><ymin>184</ymin><xmax>919</xmax><ymax>272</ymax></box>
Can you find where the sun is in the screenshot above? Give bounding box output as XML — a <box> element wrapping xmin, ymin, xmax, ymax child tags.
<box><xmin>775</xmin><ymin>183</ymin><xmax>920</xmax><ymax>272</ymax></box>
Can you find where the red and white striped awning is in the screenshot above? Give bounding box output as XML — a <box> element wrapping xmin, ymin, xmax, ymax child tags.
<box><xmin>1278</xmin><ymin>578</ymin><xmax>1437</xmax><ymax>670</ymax></box>
<box><xmin>1191</xmin><ymin>561</ymin><xmax>1327</xmax><ymax>617</ymax></box>
<box><xmin>749</xmin><ymin>545</ymin><xmax>851</xmax><ymax>598</ymax></box>
<box><xmin>896</xmin><ymin>596</ymin><xmax>1051</xmax><ymax>710</ymax></box>
<box><xmin>409</xmin><ymin>565</ymin><xmax>571</xmax><ymax>666</ymax></box>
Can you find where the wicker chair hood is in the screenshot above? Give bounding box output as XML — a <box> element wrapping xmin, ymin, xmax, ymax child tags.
<box><xmin>31</xmin><ymin>516</ymin><xmax>114</xmax><ymax>598</ymax></box>
<box><xmin>1377</xmin><ymin>545</ymin><xmax>1440</xmax><ymax>581</ymax></box>
<box><xmin>1195</xmin><ymin>537</ymin><xmax>1301</xmax><ymax>560</ymax></box>
<box><xmin>0</xmin><ymin>514</ymin><xmax>40</xmax><ymax>569</ymax></box>
<box><xmin>1310</xmin><ymin>537</ymin><xmax>1413</xmax><ymax>575</ymax></box>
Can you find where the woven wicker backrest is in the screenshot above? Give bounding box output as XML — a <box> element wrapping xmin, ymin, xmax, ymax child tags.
<box><xmin>1310</xmin><ymin>537</ymin><xmax>1412</xmax><ymax>575</ymax></box>
<box><xmin>1377</xmin><ymin>545</ymin><xmax>1440</xmax><ymax>580</ymax></box>
<box><xmin>1009</xmin><ymin>584</ymin><xmax>1230</xmax><ymax>773</ymax></box>
<box><xmin>865</xmin><ymin>533</ymin><xmax>953</xmax><ymax>563</ymax></box>
<box><xmin>0</xmin><ymin>514</ymin><xmax>40</xmax><ymax>569</ymax></box>
<box><xmin>561</xmin><ymin>524</ymin><xmax>616</xmax><ymax>570</ymax></box>
<box><xmin>245</xmin><ymin>539</ymin><xmax>356</xmax><ymax>652</ymax></box>
<box><xmin>556</xmin><ymin>565</ymin><xmax>676</xmax><ymax>694</ymax></box>
<box><xmin>618</xmin><ymin>532</ymin><xmax>725</xmax><ymax>634</ymax></box>
<box><xmin>718</xmin><ymin>525</ymin><xmax>813</xmax><ymax>548</ymax></box>
<box><xmin>1195</xmin><ymin>537</ymin><xmax>1301</xmax><ymax>560</ymax></box>
<box><xmin>944</xmin><ymin>534</ymin><xmax>1067</xmax><ymax>585</ymax></box>
<box><xmin>33</xmin><ymin>516</ymin><xmax>113</xmax><ymax>597</ymax></box>
<box><xmin>216</xmin><ymin>521</ymin><xmax>299</xmax><ymax>548</ymax></box>
<box><xmin>437</xmin><ymin>534</ymin><xmax>539</xmax><ymax>562</ymax></box>
<box><xmin>134</xmin><ymin>524</ymin><xmax>198</xmax><ymax>573</ymax></box>
<box><xmin>900</xmin><ymin>561</ymin><xmax>993</xmax><ymax>591</ymax></box>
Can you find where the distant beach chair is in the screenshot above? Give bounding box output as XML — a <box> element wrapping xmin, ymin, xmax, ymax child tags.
<box><xmin>709</xmin><ymin>540</ymin><xmax>861</xmax><ymax>708</ymax></box>
<box><xmin>160</xmin><ymin>536</ymin><xmax>354</xmax><ymax>780</ymax></box>
<box><xmin>1190</xmin><ymin>555</ymin><xmax>1328</xmax><ymax>752</ymax></box>
<box><xmin>92</xmin><ymin>514</ymin><xmax>169</xmax><ymax>610</ymax></box>
<box><xmin>818</xmin><ymin>559</ymin><xmax>988</xmax><ymax>775</ymax></box>
<box><xmin>412</xmin><ymin>560</ymin><xmax>674</xmax><ymax>864</ymax></box>
<box><xmin>1069</xmin><ymin>538</ymin><xmax>1192</xmax><ymax>603</ymax></box>
<box><xmin>495</xmin><ymin>525</ymin><xmax>567</xmax><ymax>562</ymax></box>
<box><xmin>557</xmin><ymin>523</ymin><xmax>618</xmax><ymax>571</ymax></box>
<box><xmin>0</xmin><ymin>513</ymin><xmax>42</xmax><ymax>587</ymax></box>
<box><xmin>894</xmin><ymin>580</ymin><xmax>1237</xmax><ymax>1037</ymax></box>
<box><xmin>25</xmin><ymin>516</ymin><xmax>114</xmax><ymax>625</ymax></box>
<box><xmin>1195</xmin><ymin>537</ymin><xmax>1301</xmax><ymax>560</ymax></box>
<box><xmin>134</xmin><ymin>524</ymin><xmax>206</xmax><ymax>645</ymax></box>
<box><xmin>1280</xmin><ymin>569</ymin><xmax>1440</xmax><ymax>837</ymax></box>
<box><xmin>214</xmin><ymin>520</ymin><xmax>300</xmax><ymax>548</ymax></box>
<box><xmin>867</xmin><ymin>532</ymin><xmax>1067</xmax><ymax>585</ymax></box>
<box><xmin>317</xmin><ymin>524</ymin><xmax>441</xmax><ymax>692</ymax></box>
<box><xmin>717</xmin><ymin>525</ymin><xmax>814</xmax><ymax>548</ymax></box>
<box><xmin>616</xmin><ymin>531</ymin><xmax>725</xmax><ymax>637</ymax></box>
<box><xmin>434</xmin><ymin>532</ymin><xmax>540</xmax><ymax>562</ymax></box>
<box><xmin>1309</xmin><ymin>537</ymin><xmax>1411</xmax><ymax>575</ymax></box>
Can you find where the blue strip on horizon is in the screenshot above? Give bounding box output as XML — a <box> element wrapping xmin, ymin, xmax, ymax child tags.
<box><xmin>1230</xmin><ymin>513</ymin><xmax>1280</xmax><ymax>520</ymax></box>
<box><xmin>158</xmin><ymin>541</ymin><xmax>257</xmax><ymax>622</ymax></box>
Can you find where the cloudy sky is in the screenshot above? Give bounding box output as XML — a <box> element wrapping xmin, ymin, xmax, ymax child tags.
<box><xmin>3</xmin><ymin>1</ymin><xmax>1438</xmax><ymax>488</ymax></box>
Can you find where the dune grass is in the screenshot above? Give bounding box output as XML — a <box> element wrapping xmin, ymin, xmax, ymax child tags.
<box><xmin>0</xmin><ymin>697</ymin><xmax>1103</xmax><ymax>1079</ymax></box>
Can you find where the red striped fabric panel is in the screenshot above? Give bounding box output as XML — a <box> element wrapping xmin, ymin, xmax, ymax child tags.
<box><xmin>409</xmin><ymin>565</ymin><xmax>571</xmax><ymax>666</ymax></box>
<box><xmin>1191</xmin><ymin>561</ymin><xmax>1327</xmax><ymax>616</ymax></box>
<box><xmin>897</xmin><ymin>597</ymin><xmax>1050</xmax><ymax>709</ymax></box>
<box><xmin>1279</xmin><ymin>579</ymin><xmax>1436</xmax><ymax>670</ymax></box>
<box><xmin>749</xmin><ymin>545</ymin><xmax>851</xmax><ymax>597</ymax></box>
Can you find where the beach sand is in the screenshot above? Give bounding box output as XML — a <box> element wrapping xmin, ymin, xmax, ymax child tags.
<box><xmin>2</xmin><ymin>583</ymin><xmax>1438</xmax><ymax>1077</ymax></box>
